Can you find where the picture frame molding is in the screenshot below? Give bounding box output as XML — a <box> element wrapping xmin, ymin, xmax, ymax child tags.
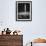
<box><xmin>16</xmin><ymin>1</ymin><xmax>32</xmax><ymax>21</ymax></box>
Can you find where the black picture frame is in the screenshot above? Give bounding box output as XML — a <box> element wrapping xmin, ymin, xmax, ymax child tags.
<box><xmin>16</xmin><ymin>1</ymin><xmax>32</xmax><ymax>21</ymax></box>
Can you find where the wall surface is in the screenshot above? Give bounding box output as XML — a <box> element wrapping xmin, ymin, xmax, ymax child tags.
<box><xmin>0</xmin><ymin>0</ymin><xmax>46</xmax><ymax>45</ymax></box>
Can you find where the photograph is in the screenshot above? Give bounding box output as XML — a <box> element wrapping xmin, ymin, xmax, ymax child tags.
<box><xmin>16</xmin><ymin>1</ymin><xmax>32</xmax><ymax>21</ymax></box>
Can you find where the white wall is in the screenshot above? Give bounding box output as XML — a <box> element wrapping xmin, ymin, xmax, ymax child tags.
<box><xmin>32</xmin><ymin>0</ymin><xmax>46</xmax><ymax>39</ymax></box>
<box><xmin>0</xmin><ymin>0</ymin><xmax>46</xmax><ymax>45</ymax></box>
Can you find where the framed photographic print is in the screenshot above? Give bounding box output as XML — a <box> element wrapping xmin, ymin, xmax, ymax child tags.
<box><xmin>16</xmin><ymin>1</ymin><xmax>32</xmax><ymax>21</ymax></box>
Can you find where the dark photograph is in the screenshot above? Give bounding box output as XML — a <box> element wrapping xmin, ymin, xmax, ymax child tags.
<box><xmin>16</xmin><ymin>1</ymin><xmax>32</xmax><ymax>21</ymax></box>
